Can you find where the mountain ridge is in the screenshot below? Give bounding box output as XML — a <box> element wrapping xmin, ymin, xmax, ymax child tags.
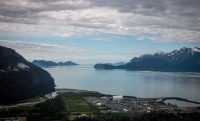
<box><xmin>94</xmin><ymin>47</ymin><xmax>200</xmax><ymax>72</ymax></box>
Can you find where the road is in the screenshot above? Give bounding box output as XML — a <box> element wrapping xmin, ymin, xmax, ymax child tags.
<box><xmin>0</xmin><ymin>92</ymin><xmax>58</xmax><ymax>110</ymax></box>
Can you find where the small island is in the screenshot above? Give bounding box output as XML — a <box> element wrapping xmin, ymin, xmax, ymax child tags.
<box><xmin>32</xmin><ymin>60</ymin><xmax>78</xmax><ymax>67</ymax></box>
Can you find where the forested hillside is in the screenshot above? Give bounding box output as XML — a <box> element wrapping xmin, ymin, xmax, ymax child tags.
<box><xmin>0</xmin><ymin>46</ymin><xmax>55</xmax><ymax>104</ymax></box>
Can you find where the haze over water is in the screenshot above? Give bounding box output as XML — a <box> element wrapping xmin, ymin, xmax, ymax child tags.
<box><xmin>44</xmin><ymin>65</ymin><xmax>200</xmax><ymax>102</ymax></box>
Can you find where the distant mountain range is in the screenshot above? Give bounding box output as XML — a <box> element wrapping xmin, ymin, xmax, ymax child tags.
<box><xmin>32</xmin><ymin>60</ymin><xmax>78</xmax><ymax>67</ymax></box>
<box><xmin>0</xmin><ymin>46</ymin><xmax>55</xmax><ymax>104</ymax></box>
<box><xmin>94</xmin><ymin>47</ymin><xmax>200</xmax><ymax>72</ymax></box>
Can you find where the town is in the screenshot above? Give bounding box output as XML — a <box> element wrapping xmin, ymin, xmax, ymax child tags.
<box><xmin>86</xmin><ymin>95</ymin><xmax>200</xmax><ymax>114</ymax></box>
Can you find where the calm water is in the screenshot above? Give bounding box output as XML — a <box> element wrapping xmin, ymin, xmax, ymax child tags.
<box><xmin>44</xmin><ymin>65</ymin><xmax>200</xmax><ymax>102</ymax></box>
<box><xmin>164</xmin><ymin>100</ymin><xmax>200</xmax><ymax>107</ymax></box>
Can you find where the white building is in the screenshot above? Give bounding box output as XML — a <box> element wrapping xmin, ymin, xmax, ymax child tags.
<box><xmin>96</xmin><ymin>103</ymin><xmax>102</xmax><ymax>106</ymax></box>
<box><xmin>113</xmin><ymin>96</ymin><xmax>123</xmax><ymax>101</ymax></box>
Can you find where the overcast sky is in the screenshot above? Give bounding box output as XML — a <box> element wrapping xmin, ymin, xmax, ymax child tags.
<box><xmin>0</xmin><ymin>0</ymin><xmax>200</xmax><ymax>64</ymax></box>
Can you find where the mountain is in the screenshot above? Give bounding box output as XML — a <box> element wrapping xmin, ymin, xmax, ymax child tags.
<box><xmin>0</xmin><ymin>46</ymin><xmax>55</xmax><ymax>105</ymax></box>
<box><xmin>32</xmin><ymin>60</ymin><xmax>78</xmax><ymax>67</ymax></box>
<box><xmin>94</xmin><ymin>47</ymin><xmax>200</xmax><ymax>71</ymax></box>
<box><xmin>32</xmin><ymin>60</ymin><xmax>57</xmax><ymax>67</ymax></box>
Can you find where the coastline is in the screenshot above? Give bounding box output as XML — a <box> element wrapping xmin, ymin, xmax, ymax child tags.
<box><xmin>55</xmin><ymin>88</ymin><xmax>200</xmax><ymax>108</ymax></box>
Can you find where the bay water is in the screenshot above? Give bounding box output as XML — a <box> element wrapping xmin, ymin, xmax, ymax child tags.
<box><xmin>44</xmin><ymin>65</ymin><xmax>200</xmax><ymax>104</ymax></box>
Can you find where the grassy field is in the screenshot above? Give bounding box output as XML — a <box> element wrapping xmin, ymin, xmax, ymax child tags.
<box><xmin>60</xmin><ymin>92</ymin><xmax>103</xmax><ymax>120</ymax></box>
<box><xmin>62</xmin><ymin>92</ymin><xmax>101</xmax><ymax>115</ymax></box>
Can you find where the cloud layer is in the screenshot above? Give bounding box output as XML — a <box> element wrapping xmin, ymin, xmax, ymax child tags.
<box><xmin>0</xmin><ymin>40</ymin><xmax>89</xmax><ymax>62</ymax></box>
<box><xmin>0</xmin><ymin>0</ymin><xmax>200</xmax><ymax>42</ymax></box>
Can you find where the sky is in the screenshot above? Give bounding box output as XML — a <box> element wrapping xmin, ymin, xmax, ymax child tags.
<box><xmin>0</xmin><ymin>0</ymin><xmax>200</xmax><ymax>64</ymax></box>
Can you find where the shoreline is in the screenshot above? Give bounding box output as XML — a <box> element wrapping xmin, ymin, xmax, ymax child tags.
<box><xmin>55</xmin><ymin>88</ymin><xmax>200</xmax><ymax>107</ymax></box>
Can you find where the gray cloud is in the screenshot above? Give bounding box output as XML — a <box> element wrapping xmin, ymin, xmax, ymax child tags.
<box><xmin>89</xmin><ymin>0</ymin><xmax>200</xmax><ymax>29</ymax></box>
<box><xmin>0</xmin><ymin>40</ymin><xmax>88</xmax><ymax>53</ymax></box>
<box><xmin>0</xmin><ymin>0</ymin><xmax>200</xmax><ymax>42</ymax></box>
<box><xmin>90</xmin><ymin>0</ymin><xmax>200</xmax><ymax>17</ymax></box>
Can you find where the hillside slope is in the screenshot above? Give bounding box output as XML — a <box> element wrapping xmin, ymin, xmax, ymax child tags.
<box><xmin>0</xmin><ymin>46</ymin><xmax>55</xmax><ymax>104</ymax></box>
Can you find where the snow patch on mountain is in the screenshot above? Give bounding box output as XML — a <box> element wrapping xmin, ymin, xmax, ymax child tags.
<box><xmin>192</xmin><ymin>47</ymin><xmax>200</xmax><ymax>52</ymax></box>
<box><xmin>131</xmin><ymin>47</ymin><xmax>200</xmax><ymax>64</ymax></box>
